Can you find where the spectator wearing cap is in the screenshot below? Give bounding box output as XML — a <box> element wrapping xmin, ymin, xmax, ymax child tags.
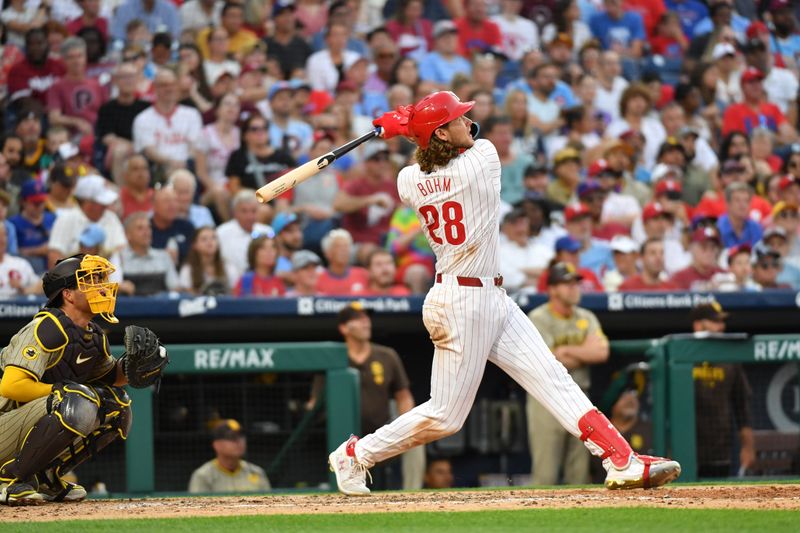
<box><xmin>268</xmin><ymin>82</ymin><xmax>314</xmax><ymax>160</ymax></box>
<box><xmin>0</xmin><ymin>223</ymin><xmax>39</xmax><ymax>298</ymax></box>
<box><xmin>771</xmin><ymin>202</ymin><xmax>800</xmax><ymax>261</ymax></box>
<box><xmin>218</xmin><ymin>190</ymin><xmax>272</xmax><ymax>281</ymax></box>
<box><xmin>761</xmin><ymin>225</ymin><xmax>800</xmax><ymax>289</ymax></box>
<box><xmin>234</xmin><ymin>234</ymin><xmax>286</xmax><ymax>297</ymax></box>
<box><xmin>150</xmin><ymin>185</ymin><xmax>199</xmax><ymax>267</ymax></box>
<box><xmin>769</xmin><ymin>0</ymin><xmax>800</xmax><ymax>72</ymax></box>
<box><xmin>722</xmin><ymin>244</ymin><xmax>757</xmax><ymax>291</ymax></box>
<box><xmin>521</xmin><ymin>162</ymin><xmax>550</xmax><ymax>200</ymax></box>
<box><xmin>9</xmin><ymin>179</ymin><xmax>55</xmax><ymax>273</ymax></box>
<box><xmin>285</xmin><ymin>250</ymin><xmax>321</xmax><ymax>297</ymax></box>
<box><xmin>589</xmin><ymin>0</ymin><xmax>645</xmax><ymax>59</ymax></box>
<box><xmin>498</xmin><ymin>208</ymin><xmax>554</xmax><ymax>291</ymax></box>
<box><xmin>265</xmin><ymin>1</ymin><xmax>312</xmax><ymax>79</ymax></box>
<box><xmin>333</xmin><ymin>141</ymin><xmax>399</xmax><ymax>251</ymax></box>
<box><xmin>605</xmin><ymin>84</ymin><xmax>666</xmax><ymax>170</ymax></box>
<box><xmin>305</xmin><ymin>22</ymin><xmax>361</xmax><ymax>94</ymax></box>
<box><xmin>168</xmin><ymin>169</ymin><xmax>216</xmax><ymax>229</ymax></box>
<box><xmin>47</xmin><ymin>175</ymin><xmax>126</xmax><ymax>267</ymax></box>
<box><xmin>44</xmin><ymin>164</ymin><xmax>78</xmax><ymax>214</ymax></box>
<box><xmin>546</xmin><ymin>105</ymin><xmax>602</xmax><ymax>164</ymax></box>
<box><xmin>111</xmin><ymin>0</ymin><xmax>180</xmax><ymax>44</ymax></box>
<box><xmin>7</xmin><ymin>28</ymin><xmax>65</xmax><ymax>106</ymax></box>
<box><xmin>778</xmin><ymin>174</ymin><xmax>800</xmax><ymax>207</ymax></box>
<box><xmin>418</xmin><ymin>20</ymin><xmax>471</xmax><ymax>89</ymax></box>
<box><xmin>133</xmin><ymin>69</ymin><xmax>210</xmax><ymax>187</ymax></box>
<box><xmin>179</xmin><ymin>0</ymin><xmax>223</xmax><ymax>35</ymax></box>
<box><xmin>76</xmin><ymin>223</ymin><xmax>105</xmax><ymax>257</ymax></box>
<box><xmin>618</xmin><ymin>238</ymin><xmax>679</xmax><ymax>291</ymax></box>
<box><xmin>527</xmin><ymin>261</ymin><xmax>609</xmax><ymax>485</ymax></box>
<box><xmin>357</xmin><ymin>248</ymin><xmax>411</xmax><ymax>296</ymax></box>
<box><xmin>179</xmin><ymin>226</ymin><xmax>237</xmax><ymax>295</ymax></box>
<box><xmin>638</xmin><ymin>202</ymin><xmax>691</xmax><ymax>274</ymax></box>
<box><xmin>546</xmin><ymin>32</ymin><xmax>576</xmax><ymax>70</ymax></box>
<box><xmin>547</xmin><ymin>147</ymin><xmax>582</xmax><ymax>206</ymax></box>
<box><xmin>202</xmin><ymin>26</ymin><xmax>241</xmax><ymax>88</ymax></box>
<box><xmin>188</xmin><ymin>418</ymin><xmax>270</xmax><ymax>494</ymax></box>
<box><xmin>491</xmin><ymin>0</ymin><xmax>540</xmax><ymax>62</ymax></box>
<box><xmin>601</xmin><ymin>138</ymin><xmax>651</xmax><ymax>206</ymax></box>
<box><xmin>669</xmin><ymin>226</ymin><xmax>726</xmax><ymax>290</ymax></box>
<box><xmin>590</xmin><ymin>157</ymin><xmax>642</xmax><ymax>229</ymax></box>
<box><xmin>536</xmin><ymin>236</ymin><xmax>604</xmax><ymax>292</ymax></box>
<box><xmin>673</xmin><ymin>125</ymin><xmax>715</xmax><ymax>204</ymax></box>
<box><xmin>750</xmin><ymin>241</ymin><xmax>791</xmax><ymax>290</ymax></box>
<box><xmin>711</xmin><ymin>42</ymin><xmax>742</xmax><ymax>107</ymax></box>
<box><xmin>118</xmin><ymin>154</ymin><xmax>154</xmax><ymax>220</ymax></box>
<box><xmin>95</xmin><ymin>62</ymin><xmax>151</xmax><ymax>184</ymax></box>
<box><xmin>316</xmin><ymin>228</ymin><xmax>369</xmax><ymax>295</ymax></box>
<box><xmin>271</xmin><ymin>212</ymin><xmax>303</xmax><ymax>281</ymax></box>
<box><xmin>564</xmin><ymin>202</ymin><xmax>615</xmax><ymax>276</ymax></box>
<box><xmin>717</xmin><ymin>182</ymin><xmax>763</xmax><ymax>249</ymax></box>
<box><xmin>721</xmin><ymin>67</ymin><xmax>798</xmax><ymax>143</ymax></box>
<box><xmin>118</xmin><ymin>211</ymin><xmax>180</xmax><ymax>296</ymax></box>
<box><xmin>602</xmin><ymin>235</ymin><xmax>641</xmax><ymax>291</ymax></box>
<box><xmin>742</xmin><ymin>34</ymin><xmax>798</xmax><ymax>122</ymax></box>
<box><xmin>225</xmin><ymin>113</ymin><xmax>295</xmax><ymax>200</ymax></box>
<box><xmin>195</xmin><ymin>2</ymin><xmax>256</xmax><ymax>60</ymax></box>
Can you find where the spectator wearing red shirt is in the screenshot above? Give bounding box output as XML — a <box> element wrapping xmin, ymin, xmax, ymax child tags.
<box><xmin>626</xmin><ymin>0</ymin><xmax>666</xmax><ymax>38</ymax></box>
<box><xmin>234</xmin><ymin>235</ymin><xmax>287</xmax><ymax>297</ymax></box>
<box><xmin>316</xmin><ymin>228</ymin><xmax>370</xmax><ymax>295</ymax></box>
<box><xmin>536</xmin><ymin>236</ymin><xmax>604</xmax><ymax>293</ymax></box>
<box><xmin>66</xmin><ymin>0</ymin><xmax>109</xmax><ymax>42</ymax></box>
<box><xmin>333</xmin><ymin>141</ymin><xmax>400</xmax><ymax>249</ymax></box>
<box><xmin>47</xmin><ymin>37</ymin><xmax>106</xmax><ymax>138</ymax></box>
<box><xmin>119</xmin><ymin>154</ymin><xmax>154</xmax><ymax>220</ymax></box>
<box><xmin>358</xmin><ymin>249</ymin><xmax>411</xmax><ymax>296</ymax></box>
<box><xmin>618</xmin><ymin>238</ymin><xmax>678</xmax><ymax>291</ymax></box>
<box><xmin>721</xmin><ymin>67</ymin><xmax>798</xmax><ymax>144</ymax></box>
<box><xmin>385</xmin><ymin>0</ymin><xmax>433</xmax><ymax>58</ymax></box>
<box><xmin>669</xmin><ymin>226</ymin><xmax>726</xmax><ymax>291</ymax></box>
<box><xmin>694</xmin><ymin>159</ymin><xmax>773</xmax><ymax>222</ymax></box>
<box><xmin>649</xmin><ymin>11</ymin><xmax>688</xmax><ymax>60</ymax></box>
<box><xmin>778</xmin><ymin>174</ymin><xmax>800</xmax><ymax>206</ymax></box>
<box><xmin>7</xmin><ymin>28</ymin><xmax>64</xmax><ymax>105</ymax></box>
<box><xmin>453</xmin><ymin>0</ymin><xmax>501</xmax><ymax>58</ymax></box>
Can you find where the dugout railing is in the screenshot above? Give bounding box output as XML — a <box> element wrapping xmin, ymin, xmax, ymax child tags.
<box><xmin>123</xmin><ymin>342</ymin><xmax>360</xmax><ymax>493</ymax></box>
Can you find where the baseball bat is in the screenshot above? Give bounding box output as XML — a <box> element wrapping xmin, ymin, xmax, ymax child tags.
<box><xmin>255</xmin><ymin>128</ymin><xmax>381</xmax><ymax>203</ymax></box>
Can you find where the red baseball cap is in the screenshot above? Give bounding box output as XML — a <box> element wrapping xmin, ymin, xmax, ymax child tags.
<box><xmin>746</xmin><ymin>21</ymin><xmax>768</xmax><ymax>40</ymax></box>
<box><xmin>588</xmin><ymin>158</ymin><xmax>614</xmax><ymax>178</ymax></box>
<box><xmin>642</xmin><ymin>202</ymin><xmax>672</xmax><ymax>221</ymax></box>
<box><xmin>741</xmin><ymin>67</ymin><xmax>766</xmax><ymax>84</ymax></box>
<box><xmin>727</xmin><ymin>244</ymin><xmax>752</xmax><ymax>262</ymax></box>
<box><xmin>779</xmin><ymin>174</ymin><xmax>799</xmax><ymax>190</ymax></box>
<box><xmin>564</xmin><ymin>203</ymin><xmax>591</xmax><ymax>222</ymax></box>
<box><xmin>654</xmin><ymin>178</ymin><xmax>683</xmax><ymax>196</ymax></box>
<box><xmin>691</xmin><ymin>226</ymin><xmax>722</xmax><ymax>245</ymax></box>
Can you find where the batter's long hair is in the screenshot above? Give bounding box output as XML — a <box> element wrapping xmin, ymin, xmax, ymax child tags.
<box><xmin>416</xmin><ymin>135</ymin><xmax>459</xmax><ymax>174</ymax></box>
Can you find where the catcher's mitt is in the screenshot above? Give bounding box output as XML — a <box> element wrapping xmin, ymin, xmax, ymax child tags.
<box><xmin>120</xmin><ymin>325</ymin><xmax>169</xmax><ymax>389</ymax></box>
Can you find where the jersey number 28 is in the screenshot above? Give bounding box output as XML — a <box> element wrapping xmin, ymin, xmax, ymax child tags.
<box><xmin>419</xmin><ymin>201</ymin><xmax>466</xmax><ymax>245</ymax></box>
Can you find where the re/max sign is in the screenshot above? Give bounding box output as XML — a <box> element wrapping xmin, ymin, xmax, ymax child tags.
<box><xmin>754</xmin><ymin>340</ymin><xmax>800</xmax><ymax>361</ymax></box>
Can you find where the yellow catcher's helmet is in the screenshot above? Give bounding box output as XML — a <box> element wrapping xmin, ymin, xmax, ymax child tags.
<box><xmin>42</xmin><ymin>254</ymin><xmax>119</xmax><ymax>323</ymax></box>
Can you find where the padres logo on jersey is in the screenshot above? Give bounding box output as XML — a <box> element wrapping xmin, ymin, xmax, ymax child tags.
<box><xmin>371</xmin><ymin>361</ymin><xmax>385</xmax><ymax>385</ymax></box>
<box><xmin>22</xmin><ymin>345</ymin><xmax>39</xmax><ymax>360</ymax></box>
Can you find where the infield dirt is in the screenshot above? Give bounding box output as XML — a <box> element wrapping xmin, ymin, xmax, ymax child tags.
<box><xmin>2</xmin><ymin>484</ymin><xmax>799</xmax><ymax>522</ymax></box>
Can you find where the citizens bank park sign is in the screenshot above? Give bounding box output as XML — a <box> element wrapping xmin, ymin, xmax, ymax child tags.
<box><xmin>607</xmin><ymin>293</ymin><xmax>717</xmax><ymax>311</ymax></box>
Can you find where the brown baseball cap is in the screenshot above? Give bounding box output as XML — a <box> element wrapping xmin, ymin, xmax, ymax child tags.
<box><xmin>337</xmin><ymin>301</ymin><xmax>371</xmax><ymax>324</ymax></box>
<box><xmin>547</xmin><ymin>262</ymin><xmax>583</xmax><ymax>285</ymax></box>
<box><xmin>690</xmin><ymin>302</ymin><xmax>728</xmax><ymax>322</ymax></box>
<box><xmin>212</xmin><ymin>419</ymin><xmax>244</xmax><ymax>440</ymax></box>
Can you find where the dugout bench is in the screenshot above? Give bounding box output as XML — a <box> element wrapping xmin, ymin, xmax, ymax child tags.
<box><xmin>123</xmin><ymin>342</ymin><xmax>360</xmax><ymax>493</ymax></box>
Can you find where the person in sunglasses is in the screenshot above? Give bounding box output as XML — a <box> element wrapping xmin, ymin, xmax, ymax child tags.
<box><xmin>750</xmin><ymin>242</ymin><xmax>792</xmax><ymax>290</ymax></box>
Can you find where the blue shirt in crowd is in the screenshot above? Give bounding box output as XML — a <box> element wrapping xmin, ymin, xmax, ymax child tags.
<box><xmin>580</xmin><ymin>241</ymin><xmax>616</xmax><ymax>277</ymax></box>
<box><xmin>664</xmin><ymin>0</ymin><xmax>709</xmax><ymax>39</ymax></box>
<box><xmin>717</xmin><ymin>214</ymin><xmax>764</xmax><ymax>249</ymax></box>
<box><xmin>589</xmin><ymin>11</ymin><xmax>645</xmax><ymax>51</ymax></box>
<box><xmin>505</xmin><ymin>78</ymin><xmax>577</xmax><ymax>109</ymax></box>
<box><xmin>418</xmin><ymin>52</ymin><xmax>472</xmax><ymax>86</ymax></box>
<box><xmin>111</xmin><ymin>0</ymin><xmax>181</xmax><ymax>42</ymax></box>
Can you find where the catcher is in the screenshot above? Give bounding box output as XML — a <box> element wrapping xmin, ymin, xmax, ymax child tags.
<box><xmin>0</xmin><ymin>254</ymin><xmax>169</xmax><ymax>505</ymax></box>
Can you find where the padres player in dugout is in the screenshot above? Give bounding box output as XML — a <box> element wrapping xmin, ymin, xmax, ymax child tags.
<box><xmin>528</xmin><ymin>262</ymin><xmax>609</xmax><ymax>485</ymax></box>
<box><xmin>0</xmin><ymin>253</ymin><xmax>168</xmax><ymax>505</ymax></box>
<box><xmin>329</xmin><ymin>91</ymin><xmax>681</xmax><ymax>495</ymax></box>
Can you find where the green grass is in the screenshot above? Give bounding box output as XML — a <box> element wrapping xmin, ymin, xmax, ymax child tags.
<box><xmin>7</xmin><ymin>509</ymin><xmax>798</xmax><ymax>533</ymax></box>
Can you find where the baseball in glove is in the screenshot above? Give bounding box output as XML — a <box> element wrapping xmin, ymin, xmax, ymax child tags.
<box><xmin>120</xmin><ymin>325</ymin><xmax>169</xmax><ymax>389</ymax></box>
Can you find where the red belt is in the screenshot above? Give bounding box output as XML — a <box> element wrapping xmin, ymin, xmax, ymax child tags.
<box><xmin>435</xmin><ymin>273</ymin><xmax>503</xmax><ymax>287</ymax></box>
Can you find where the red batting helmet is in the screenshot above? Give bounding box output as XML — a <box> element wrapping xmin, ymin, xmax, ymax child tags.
<box><xmin>408</xmin><ymin>91</ymin><xmax>474</xmax><ymax>149</ymax></box>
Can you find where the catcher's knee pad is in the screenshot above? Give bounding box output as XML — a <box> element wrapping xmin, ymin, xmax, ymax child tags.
<box><xmin>49</xmin><ymin>383</ymin><xmax>101</xmax><ymax>437</ymax></box>
<box><xmin>95</xmin><ymin>385</ymin><xmax>132</xmax><ymax>439</ymax></box>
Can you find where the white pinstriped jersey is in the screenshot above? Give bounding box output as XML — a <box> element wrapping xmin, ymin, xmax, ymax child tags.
<box><xmin>397</xmin><ymin>139</ymin><xmax>502</xmax><ymax>278</ymax></box>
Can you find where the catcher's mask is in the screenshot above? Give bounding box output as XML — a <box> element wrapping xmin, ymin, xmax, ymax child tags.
<box><xmin>43</xmin><ymin>254</ymin><xmax>119</xmax><ymax>323</ymax></box>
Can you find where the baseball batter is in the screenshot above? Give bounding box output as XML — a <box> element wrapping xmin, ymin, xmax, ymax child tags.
<box><xmin>0</xmin><ymin>254</ymin><xmax>168</xmax><ymax>505</ymax></box>
<box><xmin>329</xmin><ymin>91</ymin><xmax>681</xmax><ymax>495</ymax></box>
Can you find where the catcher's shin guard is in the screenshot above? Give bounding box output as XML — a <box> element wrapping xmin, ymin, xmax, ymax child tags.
<box><xmin>2</xmin><ymin>384</ymin><xmax>100</xmax><ymax>486</ymax></box>
<box><xmin>43</xmin><ymin>386</ymin><xmax>132</xmax><ymax>485</ymax></box>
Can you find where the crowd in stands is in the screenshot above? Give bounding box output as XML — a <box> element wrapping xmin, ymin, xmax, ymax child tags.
<box><xmin>0</xmin><ymin>0</ymin><xmax>799</xmax><ymax>299</ymax></box>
